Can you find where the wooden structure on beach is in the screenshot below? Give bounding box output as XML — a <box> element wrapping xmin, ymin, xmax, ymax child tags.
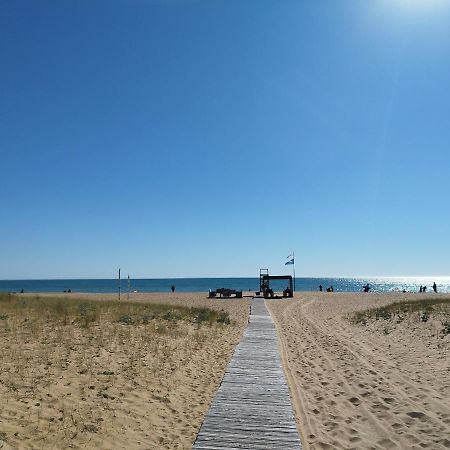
<box><xmin>193</xmin><ymin>299</ymin><xmax>302</xmax><ymax>449</ymax></box>
<box><xmin>260</xmin><ymin>269</ymin><xmax>294</xmax><ymax>298</ymax></box>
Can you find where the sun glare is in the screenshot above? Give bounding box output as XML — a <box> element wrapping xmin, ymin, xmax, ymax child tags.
<box><xmin>371</xmin><ymin>0</ymin><xmax>450</xmax><ymax>25</ymax></box>
<box><xmin>395</xmin><ymin>0</ymin><xmax>450</xmax><ymax>11</ymax></box>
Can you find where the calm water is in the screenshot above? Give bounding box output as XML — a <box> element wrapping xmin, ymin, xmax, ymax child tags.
<box><xmin>0</xmin><ymin>277</ymin><xmax>449</xmax><ymax>294</ymax></box>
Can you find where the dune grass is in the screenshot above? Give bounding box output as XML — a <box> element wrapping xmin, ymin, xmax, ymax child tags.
<box><xmin>350</xmin><ymin>297</ymin><xmax>450</xmax><ymax>335</ymax></box>
<box><xmin>0</xmin><ymin>292</ymin><xmax>230</xmax><ymax>327</ymax></box>
<box><xmin>0</xmin><ymin>292</ymin><xmax>236</xmax><ymax>449</ymax></box>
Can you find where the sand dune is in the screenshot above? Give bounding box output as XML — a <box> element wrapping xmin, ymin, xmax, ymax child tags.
<box><xmin>268</xmin><ymin>292</ymin><xmax>450</xmax><ymax>450</ymax></box>
<box><xmin>0</xmin><ymin>293</ymin><xmax>249</xmax><ymax>449</ymax></box>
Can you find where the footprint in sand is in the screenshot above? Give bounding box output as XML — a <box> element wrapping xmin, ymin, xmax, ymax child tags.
<box><xmin>406</xmin><ymin>411</ymin><xmax>428</xmax><ymax>421</ymax></box>
<box><xmin>316</xmin><ymin>441</ymin><xmax>334</xmax><ymax>449</ymax></box>
<box><xmin>372</xmin><ymin>402</ymin><xmax>389</xmax><ymax>412</ymax></box>
<box><xmin>326</xmin><ymin>421</ymin><xmax>338</xmax><ymax>429</ymax></box>
<box><xmin>377</xmin><ymin>438</ymin><xmax>396</xmax><ymax>448</ymax></box>
<box><xmin>405</xmin><ymin>433</ymin><xmax>421</xmax><ymax>444</ymax></box>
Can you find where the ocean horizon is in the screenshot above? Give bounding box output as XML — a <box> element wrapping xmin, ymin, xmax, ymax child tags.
<box><xmin>1</xmin><ymin>277</ymin><xmax>449</xmax><ymax>294</ymax></box>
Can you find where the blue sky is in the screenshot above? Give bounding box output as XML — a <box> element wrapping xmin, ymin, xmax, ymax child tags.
<box><xmin>1</xmin><ymin>0</ymin><xmax>450</xmax><ymax>279</ymax></box>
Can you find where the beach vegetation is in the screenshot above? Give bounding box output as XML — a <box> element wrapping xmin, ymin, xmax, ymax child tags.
<box><xmin>420</xmin><ymin>306</ymin><xmax>433</xmax><ymax>322</ymax></box>
<box><xmin>0</xmin><ymin>292</ymin><xmax>240</xmax><ymax>449</ymax></box>
<box><xmin>442</xmin><ymin>321</ymin><xmax>450</xmax><ymax>336</ymax></box>
<box><xmin>118</xmin><ymin>314</ymin><xmax>134</xmax><ymax>325</ymax></box>
<box><xmin>351</xmin><ymin>297</ymin><xmax>450</xmax><ymax>336</ymax></box>
<box><xmin>0</xmin><ymin>293</ymin><xmax>231</xmax><ymax>327</ymax></box>
<box><xmin>217</xmin><ymin>310</ymin><xmax>231</xmax><ymax>325</ymax></box>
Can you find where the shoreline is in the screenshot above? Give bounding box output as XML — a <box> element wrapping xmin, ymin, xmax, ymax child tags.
<box><xmin>3</xmin><ymin>275</ymin><xmax>450</xmax><ymax>296</ymax></box>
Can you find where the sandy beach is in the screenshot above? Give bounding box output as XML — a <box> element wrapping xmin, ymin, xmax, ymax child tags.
<box><xmin>268</xmin><ymin>292</ymin><xmax>450</xmax><ymax>450</ymax></box>
<box><xmin>2</xmin><ymin>291</ymin><xmax>450</xmax><ymax>449</ymax></box>
<box><xmin>0</xmin><ymin>293</ymin><xmax>249</xmax><ymax>449</ymax></box>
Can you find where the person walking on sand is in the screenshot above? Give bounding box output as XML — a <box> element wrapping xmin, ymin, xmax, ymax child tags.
<box><xmin>433</xmin><ymin>282</ymin><xmax>437</xmax><ymax>293</ymax></box>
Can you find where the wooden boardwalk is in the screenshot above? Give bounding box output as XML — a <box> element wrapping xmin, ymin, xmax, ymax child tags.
<box><xmin>193</xmin><ymin>299</ymin><xmax>302</xmax><ymax>450</ymax></box>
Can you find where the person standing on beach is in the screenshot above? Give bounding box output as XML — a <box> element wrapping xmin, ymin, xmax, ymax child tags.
<box><xmin>433</xmin><ymin>282</ymin><xmax>437</xmax><ymax>293</ymax></box>
<box><xmin>171</xmin><ymin>285</ymin><xmax>175</xmax><ymax>293</ymax></box>
<box><xmin>319</xmin><ymin>284</ymin><xmax>323</xmax><ymax>292</ymax></box>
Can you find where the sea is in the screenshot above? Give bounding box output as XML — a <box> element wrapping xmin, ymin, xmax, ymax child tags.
<box><xmin>0</xmin><ymin>277</ymin><xmax>449</xmax><ymax>294</ymax></box>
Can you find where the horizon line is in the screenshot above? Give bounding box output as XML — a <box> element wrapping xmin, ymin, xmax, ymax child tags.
<box><xmin>1</xmin><ymin>275</ymin><xmax>450</xmax><ymax>281</ymax></box>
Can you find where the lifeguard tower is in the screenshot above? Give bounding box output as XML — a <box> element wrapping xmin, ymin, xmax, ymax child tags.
<box><xmin>259</xmin><ymin>269</ymin><xmax>293</xmax><ymax>299</ymax></box>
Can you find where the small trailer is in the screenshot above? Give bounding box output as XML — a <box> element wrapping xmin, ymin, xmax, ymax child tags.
<box><xmin>209</xmin><ymin>288</ymin><xmax>243</xmax><ymax>299</ymax></box>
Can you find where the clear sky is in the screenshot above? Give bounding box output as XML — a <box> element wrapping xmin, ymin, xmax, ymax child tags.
<box><xmin>1</xmin><ymin>0</ymin><xmax>450</xmax><ymax>279</ymax></box>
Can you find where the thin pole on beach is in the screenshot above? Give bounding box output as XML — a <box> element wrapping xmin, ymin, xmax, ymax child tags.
<box><xmin>127</xmin><ymin>274</ymin><xmax>130</xmax><ymax>301</ymax></box>
<box><xmin>293</xmin><ymin>251</ymin><xmax>296</xmax><ymax>292</ymax></box>
<box><xmin>118</xmin><ymin>268</ymin><xmax>121</xmax><ymax>301</ymax></box>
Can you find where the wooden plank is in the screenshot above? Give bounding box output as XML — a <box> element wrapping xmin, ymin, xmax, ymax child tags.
<box><xmin>193</xmin><ymin>299</ymin><xmax>302</xmax><ymax>449</ymax></box>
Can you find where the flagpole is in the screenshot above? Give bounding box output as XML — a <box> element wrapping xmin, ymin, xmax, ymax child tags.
<box><xmin>293</xmin><ymin>251</ymin><xmax>296</xmax><ymax>292</ymax></box>
<box><xmin>118</xmin><ymin>268</ymin><xmax>121</xmax><ymax>301</ymax></box>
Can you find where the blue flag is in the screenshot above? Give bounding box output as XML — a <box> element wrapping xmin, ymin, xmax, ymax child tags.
<box><xmin>285</xmin><ymin>258</ymin><xmax>294</xmax><ymax>265</ymax></box>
